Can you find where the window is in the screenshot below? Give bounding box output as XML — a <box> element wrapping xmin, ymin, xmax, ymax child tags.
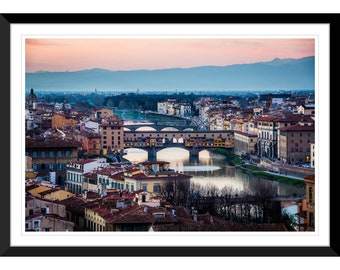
<box><xmin>49</xmin><ymin>151</ymin><xmax>54</xmax><ymax>157</ymax></box>
<box><xmin>33</xmin><ymin>220</ymin><xmax>40</xmax><ymax>229</ymax></box>
<box><xmin>309</xmin><ymin>212</ymin><xmax>314</xmax><ymax>227</ymax></box>
<box><xmin>25</xmin><ymin>151</ymin><xmax>29</xmax><ymax>156</ymax></box>
<box><xmin>57</xmin><ymin>151</ymin><xmax>62</xmax><ymax>157</ymax></box>
<box><xmin>309</xmin><ymin>187</ymin><xmax>313</xmax><ymax>204</ymax></box>
<box><xmin>25</xmin><ymin>222</ymin><xmax>30</xmax><ymax>230</ymax></box>
<box><xmin>32</xmin><ymin>151</ymin><xmax>38</xmax><ymax>158</ymax></box>
<box><xmin>154</xmin><ymin>213</ymin><xmax>165</xmax><ymax>218</ymax></box>
<box><xmin>40</xmin><ymin>151</ymin><xmax>46</xmax><ymax>157</ymax></box>
<box><xmin>142</xmin><ymin>184</ymin><xmax>147</xmax><ymax>191</ymax></box>
<box><xmin>65</xmin><ymin>151</ymin><xmax>70</xmax><ymax>157</ymax></box>
<box><xmin>153</xmin><ymin>184</ymin><xmax>161</xmax><ymax>192</ymax></box>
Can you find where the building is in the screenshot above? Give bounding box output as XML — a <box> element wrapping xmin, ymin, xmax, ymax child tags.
<box><xmin>25</xmin><ymin>137</ymin><xmax>82</xmax><ymax>185</ymax></box>
<box><xmin>310</xmin><ymin>143</ymin><xmax>315</xmax><ymax>168</ymax></box>
<box><xmin>83</xmin><ymin>195</ymin><xmax>177</xmax><ymax>232</ymax></box>
<box><xmin>256</xmin><ymin>113</ymin><xmax>312</xmax><ymax>159</ymax></box>
<box><xmin>25</xmin><ymin>213</ymin><xmax>74</xmax><ymax>232</ymax></box>
<box><xmin>25</xmin><ymin>193</ymin><xmax>68</xmax><ymax>217</ymax></box>
<box><xmin>51</xmin><ymin>114</ymin><xmax>78</xmax><ymax>129</ymax></box>
<box><xmin>26</xmin><ymin>88</ymin><xmax>38</xmax><ymax>106</ymax></box>
<box><xmin>233</xmin><ymin>130</ymin><xmax>258</xmax><ymax>156</ymax></box>
<box><xmin>75</xmin><ymin>131</ymin><xmax>101</xmax><ymax>155</ymax></box>
<box><xmin>59</xmin><ymin>196</ymin><xmax>87</xmax><ymax>231</ymax></box>
<box><xmin>99</xmin><ymin>115</ymin><xmax>124</xmax><ymax>153</ymax></box>
<box><xmin>296</xmin><ymin>174</ymin><xmax>315</xmax><ymax>231</ymax></box>
<box><xmin>305</xmin><ymin>174</ymin><xmax>315</xmax><ymax>231</ymax></box>
<box><xmin>123</xmin><ymin>161</ymin><xmax>192</xmax><ymax>206</ymax></box>
<box><xmin>65</xmin><ymin>158</ymin><xmax>108</xmax><ymax>194</ymax></box>
<box><xmin>157</xmin><ymin>99</ymin><xmax>192</xmax><ymax>118</ymax></box>
<box><xmin>94</xmin><ymin>108</ymin><xmax>114</xmax><ymax>119</ymax></box>
<box><xmin>278</xmin><ymin>124</ymin><xmax>314</xmax><ymax>165</ymax></box>
<box><xmin>297</xmin><ymin>104</ymin><xmax>315</xmax><ymax>116</ymax></box>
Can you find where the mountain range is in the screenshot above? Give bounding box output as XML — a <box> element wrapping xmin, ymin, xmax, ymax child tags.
<box><xmin>25</xmin><ymin>56</ymin><xmax>315</xmax><ymax>92</ymax></box>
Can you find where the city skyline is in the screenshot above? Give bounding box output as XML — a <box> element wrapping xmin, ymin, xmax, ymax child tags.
<box><xmin>25</xmin><ymin>38</ymin><xmax>315</xmax><ymax>73</ymax></box>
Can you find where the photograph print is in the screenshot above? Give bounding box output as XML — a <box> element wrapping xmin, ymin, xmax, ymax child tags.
<box><xmin>10</xmin><ymin>21</ymin><xmax>330</xmax><ymax>250</ymax></box>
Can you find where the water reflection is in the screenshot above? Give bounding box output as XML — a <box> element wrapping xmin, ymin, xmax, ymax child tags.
<box><xmin>123</xmin><ymin>146</ymin><xmax>305</xmax><ymax>197</ymax></box>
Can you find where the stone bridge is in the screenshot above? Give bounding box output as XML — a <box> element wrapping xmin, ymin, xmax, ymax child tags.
<box><xmin>123</xmin><ymin>124</ymin><xmax>195</xmax><ymax>132</ymax></box>
<box><xmin>124</xmin><ymin>130</ymin><xmax>234</xmax><ymax>158</ymax></box>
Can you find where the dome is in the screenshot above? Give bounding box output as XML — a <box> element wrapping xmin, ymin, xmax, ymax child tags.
<box><xmin>27</xmin><ymin>88</ymin><xmax>37</xmax><ymax>105</ymax></box>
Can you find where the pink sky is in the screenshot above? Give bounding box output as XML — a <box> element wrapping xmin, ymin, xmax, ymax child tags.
<box><xmin>25</xmin><ymin>38</ymin><xmax>315</xmax><ymax>73</ymax></box>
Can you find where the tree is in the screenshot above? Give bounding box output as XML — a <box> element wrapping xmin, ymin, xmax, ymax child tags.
<box><xmin>280</xmin><ymin>209</ymin><xmax>298</xmax><ymax>231</ymax></box>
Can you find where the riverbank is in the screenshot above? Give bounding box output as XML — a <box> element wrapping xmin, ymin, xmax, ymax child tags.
<box><xmin>210</xmin><ymin>148</ymin><xmax>306</xmax><ymax>188</ymax></box>
<box><xmin>239</xmin><ymin>165</ymin><xmax>305</xmax><ymax>188</ymax></box>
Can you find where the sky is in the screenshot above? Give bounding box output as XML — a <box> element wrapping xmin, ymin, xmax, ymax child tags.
<box><xmin>25</xmin><ymin>38</ymin><xmax>315</xmax><ymax>73</ymax></box>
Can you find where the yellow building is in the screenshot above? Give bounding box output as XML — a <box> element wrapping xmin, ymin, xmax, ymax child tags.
<box><xmin>25</xmin><ymin>194</ymin><xmax>68</xmax><ymax>218</ymax></box>
<box><xmin>25</xmin><ymin>213</ymin><xmax>74</xmax><ymax>232</ymax></box>
<box><xmin>52</xmin><ymin>114</ymin><xmax>78</xmax><ymax>129</ymax></box>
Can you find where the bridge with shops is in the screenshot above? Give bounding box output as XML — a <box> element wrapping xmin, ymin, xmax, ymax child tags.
<box><xmin>124</xmin><ymin>130</ymin><xmax>234</xmax><ymax>158</ymax></box>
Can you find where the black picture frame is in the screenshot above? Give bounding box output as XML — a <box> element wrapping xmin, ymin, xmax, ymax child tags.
<box><xmin>1</xmin><ymin>13</ymin><xmax>338</xmax><ymax>257</ymax></box>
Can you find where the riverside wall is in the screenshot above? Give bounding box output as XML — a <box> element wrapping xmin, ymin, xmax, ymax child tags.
<box><xmin>259</xmin><ymin>157</ymin><xmax>315</xmax><ymax>179</ymax></box>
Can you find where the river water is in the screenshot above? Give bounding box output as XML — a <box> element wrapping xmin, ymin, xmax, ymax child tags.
<box><xmin>114</xmin><ymin>108</ymin><xmax>306</xmax><ymax>198</ymax></box>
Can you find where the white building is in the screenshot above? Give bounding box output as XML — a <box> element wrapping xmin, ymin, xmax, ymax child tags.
<box><xmin>65</xmin><ymin>158</ymin><xmax>108</xmax><ymax>194</ymax></box>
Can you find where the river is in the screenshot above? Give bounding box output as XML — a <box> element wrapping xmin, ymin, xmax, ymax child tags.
<box><xmin>114</xmin><ymin>108</ymin><xmax>306</xmax><ymax>198</ymax></box>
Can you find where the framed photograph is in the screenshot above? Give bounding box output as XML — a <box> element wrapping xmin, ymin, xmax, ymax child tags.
<box><xmin>1</xmin><ymin>13</ymin><xmax>337</xmax><ymax>256</ymax></box>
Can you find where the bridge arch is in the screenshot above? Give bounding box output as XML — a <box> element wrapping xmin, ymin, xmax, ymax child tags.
<box><xmin>135</xmin><ymin>126</ymin><xmax>157</xmax><ymax>131</ymax></box>
<box><xmin>161</xmin><ymin>127</ymin><xmax>180</xmax><ymax>131</ymax></box>
<box><xmin>157</xmin><ymin>147</ymin><xmax>190</xmax><ymax>157</ymax></box>
<box><xmin>123</xmin><ymin>148</ymin><xmax>148</xmax><ymax>163</ymax></box>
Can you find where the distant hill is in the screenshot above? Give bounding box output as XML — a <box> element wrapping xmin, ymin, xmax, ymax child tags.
<box><xmin>25</xmin><ymin>56</ymin><xmax>315</xmax><ymax>92</ymax></box>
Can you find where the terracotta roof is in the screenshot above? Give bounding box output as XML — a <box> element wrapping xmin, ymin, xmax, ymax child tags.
<box><xmin>97</xmin><ymin>167</ymin><xmax>122</xmax><ymax>176</ymax></box>
<box><xmin>106</xmin><ymin>205</ymin><xmax>177</xmax><ymax>225</ymax></box>
<box><xmin>26</xmin><ymin>137</ymin><xmax>82</xmax><ymax>148</ymax></box>
<box><xmin>278</xmin><ymin>125</ymin><xmax>315</xmax><ymax>131</ymax></box>
<box><xmin>234</xmin><ymin>130</ymin><xmax>257</xmax><ymax>137</ymax></box>
<box><xmin>83</xmin><ymin>171</ymin><xmax>98</xmax><ymax>179</ymax></box>
<box><xmin>78</xmin><ymin>131</ymin><xmax>101</xmax><ymax>138</ymax></box>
